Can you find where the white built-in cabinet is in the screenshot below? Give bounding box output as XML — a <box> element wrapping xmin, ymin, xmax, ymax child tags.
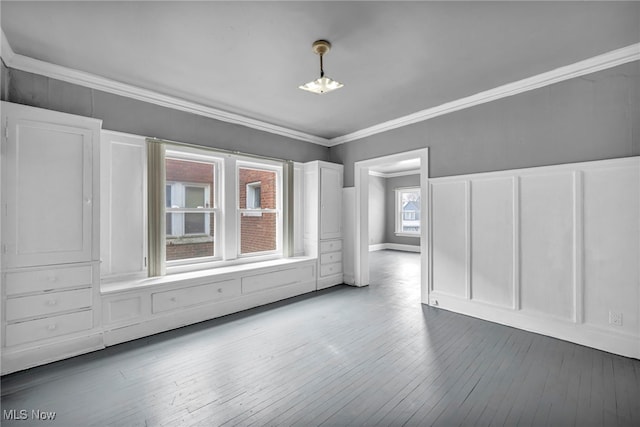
<box><xmin>1</xmin><ymin>102</ymin><xmax>103</xmax><ymax>374</ymax></box>
<box><xmin>0</xmin><ymin>102</ymin><xmax>343</xmax><ymax>375</ymax></box>
<box><xmin>304</xmin><ymin>161</ymin><xmax>344</xmax><ymax>289</ymax></box>
<box><xmin>100</xmin><ymin>131</ymin><xmax>147</xmax><ymax>281</ymax></box>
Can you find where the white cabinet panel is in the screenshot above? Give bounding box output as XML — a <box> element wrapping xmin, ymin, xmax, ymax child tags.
<box><xmin>470</xmin><ymin>178</ymin><xmax>514</xmax><ymax>307</ymax></box>
<box><xmin>520</xmin><ymin>173</ymin><xmax>574</xmax><ymax>320</ymax></box>
<box><xmin>3</xmin><ymin>115</ymin><xmax>96</xmax><ymax>267</ymax></box>
<box><xmin>320</xmin><ymin>167</ymin><xmax>343</xmax><ymax>240</ymax></box>
<box><xmin>303</xmin><ymin>167</ymin><xmax>319</xmax><ymax>249</ymax></box>
<box><xmin>431</xmin><ymin>181</ymin><xmax>467</xmax><ymax>297</ymax></box>
<box><xmin>103</xmin><ymin>295</ymin><xmax>145</xmax><ymax>325</ymax></box>
<box><xmin>293</xmin><ymin>163</ymin><xmax>305</xmax><ymax>256</ymax></box>
<box><xmin>583</xmin><ymin>166</ymin><xmax>640</xmax><ymax>334</ymax></box>
<box><xmin>100</xmin><ymin>131</ymin><xmax>147</xmax><ymax>279</ymax></box>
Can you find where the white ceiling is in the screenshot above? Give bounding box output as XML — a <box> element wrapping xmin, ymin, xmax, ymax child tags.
<box><xmin>1</xmin><ymin>1</ymin><xmax>639</xmax><ymax>142</ymax></box>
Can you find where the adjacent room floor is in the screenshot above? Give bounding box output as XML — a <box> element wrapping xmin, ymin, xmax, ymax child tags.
<box><xmin>2</xmin><ymin>250</ymin><xmax>639</xmax><ymax>426</ymax></box>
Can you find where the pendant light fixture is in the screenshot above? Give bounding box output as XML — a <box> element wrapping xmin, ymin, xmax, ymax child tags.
<box><xmin>299</xmin><ymin>40</ymin><xmax>344</xmax><ymax>94</ymax></box>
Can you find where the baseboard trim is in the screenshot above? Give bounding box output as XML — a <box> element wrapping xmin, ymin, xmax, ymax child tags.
<box><xmin>369</xmin><ymin>243</ymin><xmax>421</xmax><ymax>253</ymax></box>
<box><xmin>1</xmin><ymin>333</ymin><xmax>105</xmax><ymax>375</ymax></box>
<box><xmin>430</xmin><ymin>291</ymin><xmax>640</xmax><ymax>359</ymax></box>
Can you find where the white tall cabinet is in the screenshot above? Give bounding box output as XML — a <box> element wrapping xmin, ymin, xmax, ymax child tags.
<box><xmin>304</xmin><ymin>161</ymin><xmax>344</xmax><ymax>289</ymax></box>
<box><xmin>1</xmin><ymin>102</ymin><xmax>103</xmax><ymax>374</ymax></box>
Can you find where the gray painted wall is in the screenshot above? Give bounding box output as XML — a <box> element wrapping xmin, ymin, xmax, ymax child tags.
<box><xmin>385</xmin><ymin>174</ymin><xmax>421</xmax><ymax>246</ymax></box>
<box><xmin>3</xmin><ymin>68</ymin><xmax>330</xmax><ymax>163</ymax></box>
<box><xmin>368</xmin><ymin>175</ymin><xmax>386</xmax><ymax>245</ymax></box>
<box><xmin>331</xmin><ymin>61</ymin><xmax>640</xmax><ymax>187</ymax></box>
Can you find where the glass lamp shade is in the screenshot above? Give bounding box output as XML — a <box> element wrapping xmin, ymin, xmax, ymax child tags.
<box><xmin>299</xmin><ymin>76</ymin><xmax>344</xmax><ymax>94</ymax></box>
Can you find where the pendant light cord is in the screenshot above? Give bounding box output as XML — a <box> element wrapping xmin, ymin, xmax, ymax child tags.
<box><xmin>320</xmin><ymin>54</ymin><xmax>325</xmax><ymax>78</ymax></box>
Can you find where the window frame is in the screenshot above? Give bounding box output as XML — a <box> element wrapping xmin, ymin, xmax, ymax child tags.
<box><xmin>164</xmin><ymin>148</ymin><xmax>222</xmax><ymax>269</ymax></box>
<box><xmin>236</xmin><ymin>160</ymin><xmax>283</xmax><ymax>258</ymax></box>
<box><xmin>395</xmin><ymin>186</ymin><xmax>421</xmax><ymax>237</ymax></box>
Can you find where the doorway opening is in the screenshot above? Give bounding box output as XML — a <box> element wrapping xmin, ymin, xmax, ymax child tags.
<box><xmin>353</xmin><ymin>148</ymin><xmax>429</xmax><ymax>304</ymax></box>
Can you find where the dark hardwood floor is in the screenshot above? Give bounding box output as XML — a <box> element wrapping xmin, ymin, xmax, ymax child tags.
<box><xmin>2</xmin><ymin>250</ymin><xmax>639</xmax><ymax>426</ymax></box>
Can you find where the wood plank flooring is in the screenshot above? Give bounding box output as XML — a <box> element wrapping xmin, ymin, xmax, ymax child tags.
<box><xmin>2</xmin><ymin>250</ymin><xmax>639</xmax><ymax>426</ymax></box>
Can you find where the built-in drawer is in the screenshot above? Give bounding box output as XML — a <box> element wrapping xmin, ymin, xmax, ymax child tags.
<box><xmin>152</xmin><ymin>279</ymin><xmax>240</xmax><ymax>314</ymax></box>
<box><xmin>320</xmin><ymin>240</ymin><xmax>342</xmax><ymax>254</ymax></box>
<box><xmin>4</xmin><ymin>265</ymin><xmax>93</xmax><ymax>296</ymax></box>
<box><xmin>242</xmin><ymin>265</ymin><xmax>315</xmax><ymax>294</ymax></box>
<box><xmin>5</xmin><ymin>310</ymin><xmax>93</xmax><ymax>347</ymax></box>
<box><xmin>6</xmin><ymin>288</ymin><xmax>92</xmax><ymax>322</ymax></box>
<box><xmin>320</xmin><ymin>262</ymin><xmax>342</xmax><ymax>277</ymax></box>
<box><xmin>320</xmin><ymin>251</ymin><xmax>342</xmax><ymax>265</ymax></box>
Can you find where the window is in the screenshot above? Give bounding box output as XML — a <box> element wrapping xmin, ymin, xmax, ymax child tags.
<box><xmin>238</xmin><ymin>165</ymin><xmax>281</xmax><ymax>255</ymax></box>
<box><xmin>146</xmin><ymin>143</ymin><xmax>284</xmax><ymax>274</ymax></box>
<box><xmin>165</xmin><ymin>155</ymin><xmax>218</xmax><ymax>263</ymax></box>
<box><xmin>395</xmin><ymin>187</ymin><xmax>421</xmax><ymax>236</ymax></box>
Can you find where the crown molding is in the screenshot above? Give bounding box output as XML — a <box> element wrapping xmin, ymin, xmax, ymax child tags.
<box><xmin>1</xmin><ymin>29</ymin><xmax>15</xmax><ymax>65</ymax></box>
<box><xmin>2</xmin><ymin>26</ymin><xmax>637</xmax><ymax>149</ymax></box>
<box><xmin>328</xmin><ymin>43</ymin><xmax>640</xmax><ymax>146</ymax></box>
<box><xmin>0</xmin><ymin>30</ymin><xmax>330</xmax><ymax>147</ymax></box>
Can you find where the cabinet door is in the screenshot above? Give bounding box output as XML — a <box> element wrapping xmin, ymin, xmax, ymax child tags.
<box><xmin>320</xmin><ymin>166</ymin><xmax>343</xmax><ymax>240</ymax></box>
<box><xmin>100</xmin><ymin>131</ymin><xmax>147</xmax><ymax>279</ymax></box>
<box><xmin>2</xmin><ymin>104</ymin><xmax>99</xmax><ymax>267</ymax></box>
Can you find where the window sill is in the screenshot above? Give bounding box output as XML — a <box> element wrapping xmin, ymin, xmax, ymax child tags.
<box><xmin>100</xmin><ymin>256</ymin><xmax>316</xmax><ymax>295</ymax></box>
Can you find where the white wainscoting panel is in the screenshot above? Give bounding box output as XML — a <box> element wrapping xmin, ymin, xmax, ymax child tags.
<box><xmin>519</xmin><ymin>172</ymin><xmax>575</xmax><ymax>320</ymax></box>
<box><xmin>431</xmin><ymin>181</ymin><xmax>468</xmax><ymax>298</ymax></box>
<box><xmin>470</xmin><ymin>177</ymin><xmax>514</xmax><ymax>308</ymax></box>
<box><xmin>583</xmin><ymin>166</ymin><xmax>640</xmax><ymax>337</ymax></box>
<box><xmin>429</xmin><ymin>157</ymin><xmax>640</xmax><ymax>358</ymax></box>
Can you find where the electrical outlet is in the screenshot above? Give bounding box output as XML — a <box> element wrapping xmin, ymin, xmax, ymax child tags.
<box><xmin>609</xmin><ymin>311</ymin><xmax>623</xmax><ymax>327</ymax></box>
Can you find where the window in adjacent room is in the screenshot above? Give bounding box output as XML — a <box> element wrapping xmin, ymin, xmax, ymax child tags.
<box><xmin>246</xmin><ymin>182</ymin><xmax>262</xmax><ymax>209</ymax></box>
<box><xmin>395</xmin><ymin>187</ymin><xmax>421</xmax><ymax>236</ymax></box>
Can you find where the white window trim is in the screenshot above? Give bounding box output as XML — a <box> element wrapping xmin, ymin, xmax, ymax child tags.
<box><xmin>395</xmin><ymin>186</ymin><xmax>421</xmax><ymax>237</ymax></box>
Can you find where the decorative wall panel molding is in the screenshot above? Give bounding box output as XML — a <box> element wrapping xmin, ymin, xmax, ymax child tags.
<box><xmin>429</xmin><ymin>157</ymin><xmax>640</xmax><ymax>358</ymax></box>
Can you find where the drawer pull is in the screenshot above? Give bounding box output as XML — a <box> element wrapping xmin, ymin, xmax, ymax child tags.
<box><xmin>47</xmin><ymin>275</ymin><xmax>58</xmax><ymax>283</ymax></box>
<box><xmin>170</xmin><ymin>297</ymin><xmax>177</xmax><ymax>302</ymax></box>
<box><xmin>47</xmin><ymin>324</ymin><xmax>57</xmax><ymax>331</ymax></box>
<box><xmin>217</xmin><ymin>288</ymin><xmax>223</xmax><ymax>293</ymax></box>
<box><xmin>46</xmin><ymin>299</ymin><xmax>58</xmax><ymax>306</ymax></box>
